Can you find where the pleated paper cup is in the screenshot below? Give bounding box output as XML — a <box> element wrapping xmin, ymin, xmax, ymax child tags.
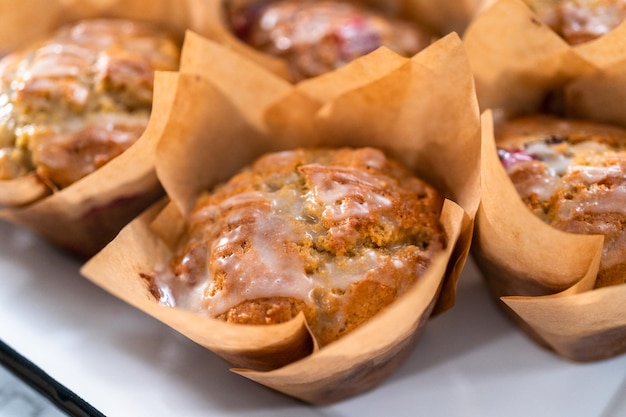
<box><xmin>473</xmin><ymin>0</ymin><xmax>626</xmax><ymax>69</ymax></box>
<box><xmin>82</xmin><ymin>32</ymin><xmax>481</xmax><ymax>403</ymax></box>
<box><xmin>465</xmin><ymin>0</ymin><xmax>626</xmax><ymax>361</ymax></box>
<box><xmin>0</xmin><ymin>0</ymin><xmax>212</xmax><ymax>257</ymax></box>
<box><xmin>367</xmin><ymin>0</ymin><xmax>491</xmax><ymax>34</ymax></box>
<box><xmin>464</xmin><ymin>0</ymin><xmax>598</xmax><ymax>118</ymax></box>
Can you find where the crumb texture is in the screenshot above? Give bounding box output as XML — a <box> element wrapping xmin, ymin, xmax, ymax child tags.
<box><xmin>0</xmin><ymin>19</ymin><xmax>180</xmax><ymax>188</ymax></box>
<box><xmin>497</xmin><ymin>116</ymin><xmax>626</xmax><ymax>287</ymax></box>
<box><xmin>156</xmin><ymin>147</ymin><xmax>446</xmax><ymax>346</ymax></box>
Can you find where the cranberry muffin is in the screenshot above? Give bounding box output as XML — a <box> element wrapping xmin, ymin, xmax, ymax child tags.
<box><xmin>226</xmin><ymin>0</ymin><xmax>433</xmax><ymax>80</ymax></box>
<box><xmin>497</xmin><ymin>115</ymin><xmax>626</xmax><ymax>287</ymax></box>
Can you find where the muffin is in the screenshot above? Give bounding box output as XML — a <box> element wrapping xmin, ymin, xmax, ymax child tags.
<box><xmin>150</xmin><ymin>147</ymin><xmax>446</xmax><ymax>347</ymax></box>
<box><xmin>82</xmin><ymin>31</ymin><xmax>480</xmax><ymax>399</ymax></box>
<box><xmin>0</xmin><ymin>18</ymin><xmax>180</xmax><ymax>202</ymax></box>
<box><xmin>525</xmin><ymin>0</ymin><xmax>626</xmax><ymax>44</ymax></box>
<box><xmin>225</xmin><ymin>0</ymin><xmax>433</xmax><ymax>80</ymax></box>
<box><xmin>496</xmin><ymin>115</ymin><xmax>626</xmax><ymax>288</ymax></box>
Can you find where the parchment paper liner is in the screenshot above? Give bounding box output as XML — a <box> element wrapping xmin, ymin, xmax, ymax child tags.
<box><xmin>200</xmin><ymin>0</ymin><xmax>489</xmax><ymax>83</ymax></box>
<box><xmin>473</xmin><ymin>0</ymin><xmax>626</xmax><ymax>71</ymax></box>
<box><xmin>82</xmin><ymin>32</ymin><xmax>481</xmax><ymax>403</ymax></box>
<box><xmin>0</xmin><ymin>0</ymin><xmax>215</xmax><ymax>256</ymax></box>
<box><xmin>465</xmin><ymin>0</ymin><xmax>626</xmax><ymax>361</ymax></box>
<box><xmin>464</xmin><ymin>0</ymin><xmax>598</xmax><ymax>118</ymax></box>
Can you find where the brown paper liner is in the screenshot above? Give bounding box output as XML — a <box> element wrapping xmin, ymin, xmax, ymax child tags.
<box><xmin>0</xmin><ymin>71</ymin><xmax>177</xmax><ymax>257</ymax></box>
<box><xmin>200</xmin><ymin>0</ymin><xmax>489</xmax><ymax>83</ymax></box>
<box><xmin>472</xmin><ymin>0</ymin><xmax>626</xmax><ymax>71</ymax></box>
<box><xmin>370</xmin><ymin>0</ymin><xmax>490</xmax><ymax>34</ymax></box>
<box><xmin>0</xmin><ymin>0</ymin><xmax>215</xmax><ymax>256</ymax></box>
<box><xmin>174</xmin><ymin>31</ymin><xmax>481</xmax><ymax>313</ymax></box>
<box><xmin>235</xmin><ymin>219</ymin><xmax>460</xmax><ymax>404</ymax></box>
<box><xmin>566</xmin><ymin>60</ymin><xmax>626</xmax><ymax>128</ymax></box>
<box><xmin>82</xmin><ymin>32</ymin><xmax>481</xmax><ymax>402</ymax></box>
<box><xmin>464</xmin><ymin>0</ymin><xmax>597</xmax><ymax>118</ymax></box>
<box><xmin>465</xmin><ymin>1</ymin><xmax>626</xmax><ymax>361</ymax></box>
<box><xmin>574</xmin><ymin>21</ymin><xmax>626</xmax><ymax>69</ymax></box>
<box><xmin>473</xmin><ymin>112</ymin><xmax>604</xmax><ymax>297</ymax></box>
<box><xmin>0</xmin><ymin>176</ymin><xmax>50</xmax><ymax>207</ymax></box>
<box><xmin>503</xmin><ymin>285</ymin><xmax>626</xmax><ymax>361</ymax></box>
<box><xmin>81</xmin><ymin>195</ymin><xmax>317</xmax><ymax>371</ymax></box>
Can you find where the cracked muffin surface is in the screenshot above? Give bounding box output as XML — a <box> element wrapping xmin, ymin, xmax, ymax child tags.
<box><xmin>226</xmin><ymin>0</ymin><xmax>433</xmax><ymax>80</ymax></box>
<box><xmin>497</xmin><ymin>116</ymin><xmax>626</xmax><ymax>288</ymax></box>
<box><xmin>153</xmin><ymin>147</ymin><xmax>446</xmax><ymax>346</ymax></box>
<box><xmin>0</xmin><ymin>18</ymin><xmax>180</xmax><ymax>190</ymax></box>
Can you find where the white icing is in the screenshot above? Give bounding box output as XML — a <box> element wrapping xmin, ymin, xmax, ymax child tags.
<box><xmin>307</xmin><ymin>165</ymin><xmax>392</xmax><ymax>222</ymax></box>
<box><xmin>508</xmin><ymin>161</ymin><xmax>559</xmax><ymax>201</ymax></box>
<box><xmin>362</xmin><ymin>149</ymin><xmax>386</xmax><ymax>170</ymax></box>
<box><xmin>570</xmin><ymin>164</ymin><xmax>622</xmax><ymax>185</ymax></box>
<box><xmin>203</xmin><ymin>204</ymin><xmax>314</xmax><ymax>316</ymax></box>
<box><xmin>260</xmin><ymin>9</ymin><xmax>280</xmax><ymax>31</ymax></box>
<box><xmin>169</xmin><ymin>279</ymin><xmax>207</xmax><ymax>312</ymax></box>
<box><xmin>0</xmin><ymin>101</ymin><xmax>14</xmax><ymax>148</ymax></box>
<box><xmin>24</xmin><ymin>43</ymin><xmax>93</xmax><ymax>79</ymax></box>
<box><xmin>322</xmin><ymin>249</ymin><xmax>380</xmax><ymax>289</ymax></box>
<box><xmin>601</xmin><ymin>244</ymin><xmax>626</xmax><ymax>269</ymax></box>
<box><xmin>525</xmin><ymin>141</ymin><xmax>572</xmax><ymax>175</ymax></box>
<box><xmin>558</xmin><ymin>181</ymin><xmax>626</xmax><ymax>218</ymax></box>
<box><xmin>158</xmin><ymin>153</ymin><xmax>435</xmax><ymax>319</ymax></box>
<box><xmin>516</xmin><ymin>140</ymin><xmax>625</xmax><ymax>203</ymax></box>
<box><xmin>525</xmin><ymin>140</ymin><xmax>611</xmax><ymax>176</ymax></box>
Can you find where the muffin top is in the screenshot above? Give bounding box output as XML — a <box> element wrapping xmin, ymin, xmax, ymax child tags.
<box><xmin>0</xmin><ymin>19</ymin><xmax>180</xmax><ymax>190</ymax></box>
<box><xmin>526</xmin><ymin>0</ymin><xmax>626</xmax><ymax>44</ymax></box>
<box><xmin>227</xmin><ymin>0</ymin><xmax>433</xmax><ymax>80</ymax></box>
<box><xmin>152</xmin><ymin>147</ymin><xmax>446</xmax><ymax>346</ymax></box>
<box><xmin>497</xmin><ymin>115</ymin><xmax>626</xmax><ymax>287</ymax></box>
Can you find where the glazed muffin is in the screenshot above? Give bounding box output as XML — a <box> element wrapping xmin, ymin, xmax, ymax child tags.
<box><xmin>225</xmin><ymin>0</ymin><xmax>433</xmax><ymax>81</ymax></box>
<box><xmin>525</xmin><ymin>0</ymin><xmax>626</xmax><ymax>44</ymax></box>
<box><xmin>496</xmin><ymin>115</ymin><xmax>626</xmax><ymax>288</ymax></box>
<box><xmin>0</xmin><ymin>19</ymin><xmax>180</xmax><ymax>194</ymax></box>
<box><xmin>151</xmin><ymin>147</ymin><xmax>446</xmax><ymax>347</ymax></box>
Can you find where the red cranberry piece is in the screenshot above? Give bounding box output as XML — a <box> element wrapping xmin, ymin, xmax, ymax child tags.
<box><xmin>497</xmin><ymin>148</ymin><xmax>536</xmax><ymax>169</ymax></box>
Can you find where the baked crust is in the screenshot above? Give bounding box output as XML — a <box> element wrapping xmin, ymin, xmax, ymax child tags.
<box><xmin>0</xmin><ymin>19</ymin><xmax>180</xmax><ymax>190</ymax></box>
<box><xmin>155</xmin><ymin>147</ymin><xmax>446</xmax><ymax>346</ymax></box>
<box><xmin>497</xmin><ymin>115</ymin><xmax>626</xmax><ymax>287</ymax></box>
<box><xmin>226</xmin><ymin>0</ymin><xmax>433</xmax><ymax>80</ymax></box>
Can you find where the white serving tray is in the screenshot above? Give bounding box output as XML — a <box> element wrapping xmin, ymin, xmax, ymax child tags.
<box><xmin>0</xmin><ymin>219</ymin><xmax>624</xmax><ymax>417</ymax></box>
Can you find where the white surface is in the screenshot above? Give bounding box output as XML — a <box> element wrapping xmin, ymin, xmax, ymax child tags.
<box><xmin>0</xmin><ymin>219</ymin><xmax>625</xmax><ymax>417</ymax></box>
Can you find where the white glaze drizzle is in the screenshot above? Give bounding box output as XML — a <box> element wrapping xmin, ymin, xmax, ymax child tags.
<box><xmin>158</xmin><ymin>152</ymin><xmax>435</xmax><ymax>317</ymax></box>
<box><xmin>516</xmin><ymin>138</ymin><xmax>626</xmax><ymax>271</ymax></box>
<box><xmin>305</xmin><ymin>164</ymin><xmax>392</xmax><ymax>222</ymax></box>
<box><xmin>203</xmin><ymin>200</ymin><xmax>314</xmax><ymax>317</ymax></box>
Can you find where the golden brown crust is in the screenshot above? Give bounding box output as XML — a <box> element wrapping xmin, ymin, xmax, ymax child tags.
<box><xmin>496</xmin><ymin>115</ymin><xmax>626</xmax><ymax>287</ymax></box>
<box><xmin>0</xmin><ymin>19</ymin><xmax>180</xmax><ymax>190</ymax></box>
<box><xmin>526</xmin><ymin>0</ymin><xmax>626</xmax><ymax>45</ymax></box>
<box><xmin>217</xmin><ymin>297</ymin><xmax>313</xmax><ymax>325</ymax></box>
<box><xmin>155</xmin><ymin>147</ymin><xmax>446</xmax><ymax>346</ymax></box>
